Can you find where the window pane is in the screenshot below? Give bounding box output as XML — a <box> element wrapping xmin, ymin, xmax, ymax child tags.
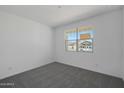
<box><xmin>66</xmin><ymin>31</ymin><xmax>77</xmax><ymax>40</ymax></box>
<box><xmin>78</xmin><ymin>39</ymin><xmax>93</xmax><ymax>52</ymax></box>
<box><xmin>78</xmin><ymin>30</ymin><xmax>94</xmax><ymax>52</ymax></box>
<box><xmin>66</xmin><ymin>40</ymin><xmax>76</xmax><ymax>51</ymax></box>
<box><xmin>78</xmin><ymin>30</ymin><xmax>94</xmax><ymax>40</ymax></box>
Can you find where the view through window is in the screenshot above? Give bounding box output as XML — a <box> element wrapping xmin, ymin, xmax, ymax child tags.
<box><xmin>65</xmin><ymin>26</ymin><xmax>94</xmax><ymax>52</ymax></box>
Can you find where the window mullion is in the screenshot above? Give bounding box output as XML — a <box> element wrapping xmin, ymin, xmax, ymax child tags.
<box><xmin>76</xmin><ymin>28</ymin><xmax>78</xmax><ymax>52</ymax></box>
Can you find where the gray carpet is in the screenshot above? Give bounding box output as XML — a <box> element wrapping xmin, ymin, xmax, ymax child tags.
<box><xmin>0</xmin><ymin>62</ymin><xmax>123</xmax><ymax>88</ymax></box>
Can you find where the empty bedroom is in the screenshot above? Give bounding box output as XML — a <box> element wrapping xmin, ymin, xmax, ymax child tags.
<box><xmin>0</xmin><ymin>5</ymin><xmax>124</xmax><ymax>88</ymax></box>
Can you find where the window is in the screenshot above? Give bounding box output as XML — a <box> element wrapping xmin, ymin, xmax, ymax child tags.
<box><xmin>65</xmin><ymin>29</ymin><xmax>77</xmax><ymax>52</ymax></box>
<box><xmin>65</xmin><ymin>26</ymin><xmax>94</xmax><ymax>52</ymax></box>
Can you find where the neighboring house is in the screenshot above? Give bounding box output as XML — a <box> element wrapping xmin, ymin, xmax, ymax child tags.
<box><xmin>79</xmin><ymin>41</ymin><xmax>92</xmax><ymax>51</ymax></box>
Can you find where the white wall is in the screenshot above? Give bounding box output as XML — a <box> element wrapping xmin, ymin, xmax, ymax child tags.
<box><xmin>55</xmin><ymin>9</ymin><xmax>122</xmax><ymax>78</ymax></box>
<box><xmin>122</xmin><ymin>7</ymin><xmax>124</xmax><ymax>80</ymax></box>
<box><xmin>0</xmin><ymin>11</ymin><xmax>54</xmax><ymax>79</ymax></box>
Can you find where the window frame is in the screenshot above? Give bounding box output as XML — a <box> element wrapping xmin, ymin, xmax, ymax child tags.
<box><xmin>64</xmin><ymin>26</ymin><xmax>94</xmax><ymax>53</ymax></box>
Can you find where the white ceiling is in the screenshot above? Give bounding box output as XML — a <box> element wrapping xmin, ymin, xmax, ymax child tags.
<box><xmin>0</xmin><ymin>5</ymin><xmax>122</xmax><ymax>27</ymax></box>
